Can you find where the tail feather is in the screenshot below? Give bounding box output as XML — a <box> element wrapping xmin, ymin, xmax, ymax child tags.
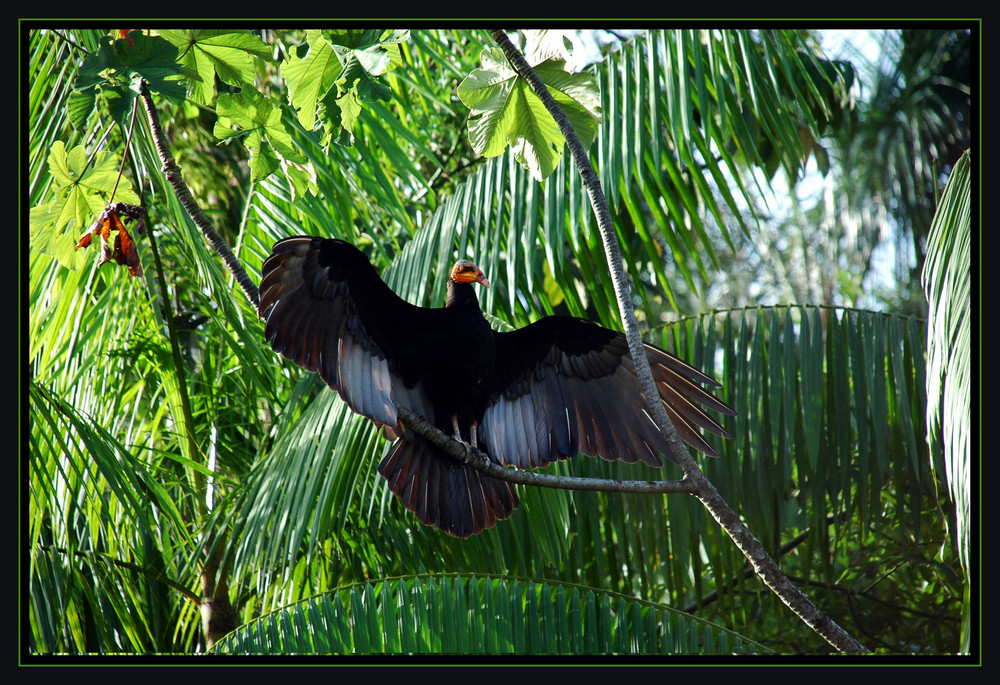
<box><xmin>378</xmin><ymin>439</ymin><xmax>519</xmax><ymax>538</ymax></box>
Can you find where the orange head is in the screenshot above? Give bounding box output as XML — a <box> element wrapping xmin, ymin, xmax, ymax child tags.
<box><xmin>450</xmin><ymin>260</ymin><xmax>489</xmax><ymax>287</ymax></box>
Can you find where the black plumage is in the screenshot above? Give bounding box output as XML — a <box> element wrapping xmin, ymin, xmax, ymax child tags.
<box><xmin>258</xmin><ymin>236</ymin><xmax>735</xmax><ymax>537</ymax></box>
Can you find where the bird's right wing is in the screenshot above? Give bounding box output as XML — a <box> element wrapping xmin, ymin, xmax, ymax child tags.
<box><xmin>257</xmin><ymin>235</ymin><xmax>434</xmax><ymax>437</ymax></box>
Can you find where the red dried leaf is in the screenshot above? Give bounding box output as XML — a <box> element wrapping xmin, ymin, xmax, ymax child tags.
<box><xmin>75</xmin><ymin>232</ymin><xmax>94</xmax><ymax>250</ymax></box>
<box><xmin>76</xmin><ymin>204</ymin><xmax>144</xmax><ymax>277</ymax></box>
<box><xmin>115</xmin><ymin>223</ymin><xmax>143</xmax><ymax>277</ymax></box>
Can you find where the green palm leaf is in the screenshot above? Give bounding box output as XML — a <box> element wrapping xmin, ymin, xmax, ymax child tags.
<box><xmin>214</xmin><ymin>577</ymin><xmax>765</xmax><ymax>655</ymax></box>
<box><xmin>922</xmin><ymin>150</ymin><xmax>971</xmax><ymax>651</ymax></box>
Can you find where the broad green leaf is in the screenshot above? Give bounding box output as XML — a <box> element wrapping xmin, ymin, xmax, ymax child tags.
<box><xmin>28</xmin><ymin>141</ymin><xmax>140</xmax><ymax>270</ymax></box>
<box><xmin>285</xmin><ymin>29</ymin><xmax>408</xmax><ymax>147</ymax></box>
<box><xmin>215</xmin><ymin>89</ymin><xmax>312</xmax><ymax>191</ymax></box>
<box><xmin>459</xmin><ymin>43</ymin><xmax>602</xmax><ymax>181</ymax></box>
<box><xmin>282</xmin><ymin>30</ymin><xmax>343</xmax><ymax>130</ymax></box>
<box><xmin>326</xmin><ymin>29</ymin><xmax>406</xmax><ymax>102</ymax></box>
<box><xmin>159</xmin><ymin>29</ymin><xmax>270</xmax><ymax>105</ymax></box>
<box><xmin>74</xmin><ymin>32</ymin><xmax>185</xmax><ymax>121</ymax></box>
<box><xmin>332</xmin><ymin>85</ymin><xmax>363</xmax><ymax>146</ymax></box>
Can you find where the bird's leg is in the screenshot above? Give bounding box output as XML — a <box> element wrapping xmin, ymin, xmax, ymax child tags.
<box><xmin>450</xmin><ymin>415</ymin><xmax>480</xmax><ymax>448</ymax></box>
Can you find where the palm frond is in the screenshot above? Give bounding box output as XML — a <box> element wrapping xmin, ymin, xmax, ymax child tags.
<box><xmin>214</xmin><ymin>576</ymin><xmax>765</xmax><ymax>655</ymax></box>
<box><xmin>922</xmin><ymin>150</ymin><xmax>971</xmax><ymax>651</ymax></box>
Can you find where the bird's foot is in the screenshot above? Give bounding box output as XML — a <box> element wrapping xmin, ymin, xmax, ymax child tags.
<box><xmin>450</xmin><ymin>416</ymin><xmax>480</xmax><ymax>448</ymax></box>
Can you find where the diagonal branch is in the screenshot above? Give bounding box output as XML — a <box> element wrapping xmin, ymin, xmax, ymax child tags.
<box><xmin>488</xmin><ymin>28</ymin><xmax>867</xmax><ymax>655</ymax></box>
<box><xmin>136</xmin><ymin>75</ymin><xmax>696</xmax><ymax>559</ymax></box>
<box><xmin>138</xmin><ymin>81</ymin><xmax>260</xmax><ymax>310</ymax></box>
<box><xmin>137</xmin><ymin>73</ymin><xmax>702</xmax><ymax>627</ymax></box>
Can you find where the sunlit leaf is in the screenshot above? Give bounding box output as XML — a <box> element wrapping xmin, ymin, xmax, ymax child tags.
<box><xmin>29</xmin><ymin>141</ymin><xmax>140</xmax><ymax>270</ymax></box>
<box><xmin>159</xmin><ymin>29</ymin><xmax>271</xmax><ymax>105</ymax></box>
<box><xmin>923</xmin><ymin>150</ymin><xmax>970</xmax><ymax>579</ymax></box>
<box><xmin>458</xmin><ymin>36</ymin><xmax>601</xmax><ymax>181</ymax></box>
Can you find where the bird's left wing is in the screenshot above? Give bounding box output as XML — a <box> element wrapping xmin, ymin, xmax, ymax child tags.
<box><xmin>481</xmin><ymin>316</ymin><xmax>735</xmax><ymax>470</ymax></box>
<box><xmin>257</xmin><ymin>236</ymin><xmax>433</xmax><ymax>436</ymax></box>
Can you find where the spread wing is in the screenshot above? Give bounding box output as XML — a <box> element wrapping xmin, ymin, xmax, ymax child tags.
<box><xmin>481</xmin><ymin>316</ymin><xmax>735</xmax><ymax>470</ymax></box>
<box><xmin>257</xmin><ymin>235</ymin><xmax>434</xmax><ymax>436</ymax></box>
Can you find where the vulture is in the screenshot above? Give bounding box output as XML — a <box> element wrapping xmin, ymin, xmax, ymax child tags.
<box><xmin>258</xmin><ymin>236</ymin><xmax>735</xmax><ymax>537</ymax></box>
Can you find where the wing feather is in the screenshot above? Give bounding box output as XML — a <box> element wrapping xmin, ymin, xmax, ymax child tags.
<box><xmin>260</xmin><ymin>238</ymin><xmax>734</xmax><ymax>535</ymax></box>
<box><xmin>483</xmin><ymin>316</ymin><xmax>735</xmax><ymax>469</ymax></box>
<box><xmin>258</xmin><ymin>236</ymin><xmax>430</xmax><ymax>432</ymax></box>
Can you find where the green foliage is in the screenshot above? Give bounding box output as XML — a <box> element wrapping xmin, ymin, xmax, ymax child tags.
<box><xmin>458</xmin><ymin>32</ymin><xmax>602</xmax><ymax>181</ymax></box>
<box><xmin>283</xmin><ymin>29</ymin><xmax>409</xmax><ymax>147</ymax></box>
<box><xmin>214</xmin><ymin>88</ymin><xmax>315</xmax><ymax>196</ymax></box>
<box><xmin>923</xmin><ymin>151</ymin><xmax>970</xmax><ymax>571</ymax></box>
<box><xmin>922</xmin><ymin>151</ymin><xmax>971</xmax><ymax>652</ymax></box>
<box><xmin>832</xmin><ymin>29</ymin><xmax>971</xmax><ymax>307</ymax></box>
<box><xmin>70</xmin><ymin>31</ymin><xmax>186</xmax><ymax>127</ymax></box>
<box><xmin>26</xmin><ymin>25</ymin><xmax>969</xmax><ymax>657</ymax></box>
<box><xmin>216</xmin><ymin>577</ymin><xmax>764</xmax><ymax>654</ymax></box>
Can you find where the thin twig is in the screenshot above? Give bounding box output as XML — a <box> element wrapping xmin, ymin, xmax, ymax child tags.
<box><xmin>138</xmin><ymin>80</ymin><xmax>239</xmax><ymax>648</ymax></box>
<box><xmin>395</xmin><ymin>406</ymin><xmax>696</xmax><ymax>495</ymax></box>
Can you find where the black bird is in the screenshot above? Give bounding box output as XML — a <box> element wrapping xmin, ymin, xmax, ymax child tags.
<box><xmin>258</xmin><ymin>236</ymin><xmax>735</xmax><ymax>537</ymax></box>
